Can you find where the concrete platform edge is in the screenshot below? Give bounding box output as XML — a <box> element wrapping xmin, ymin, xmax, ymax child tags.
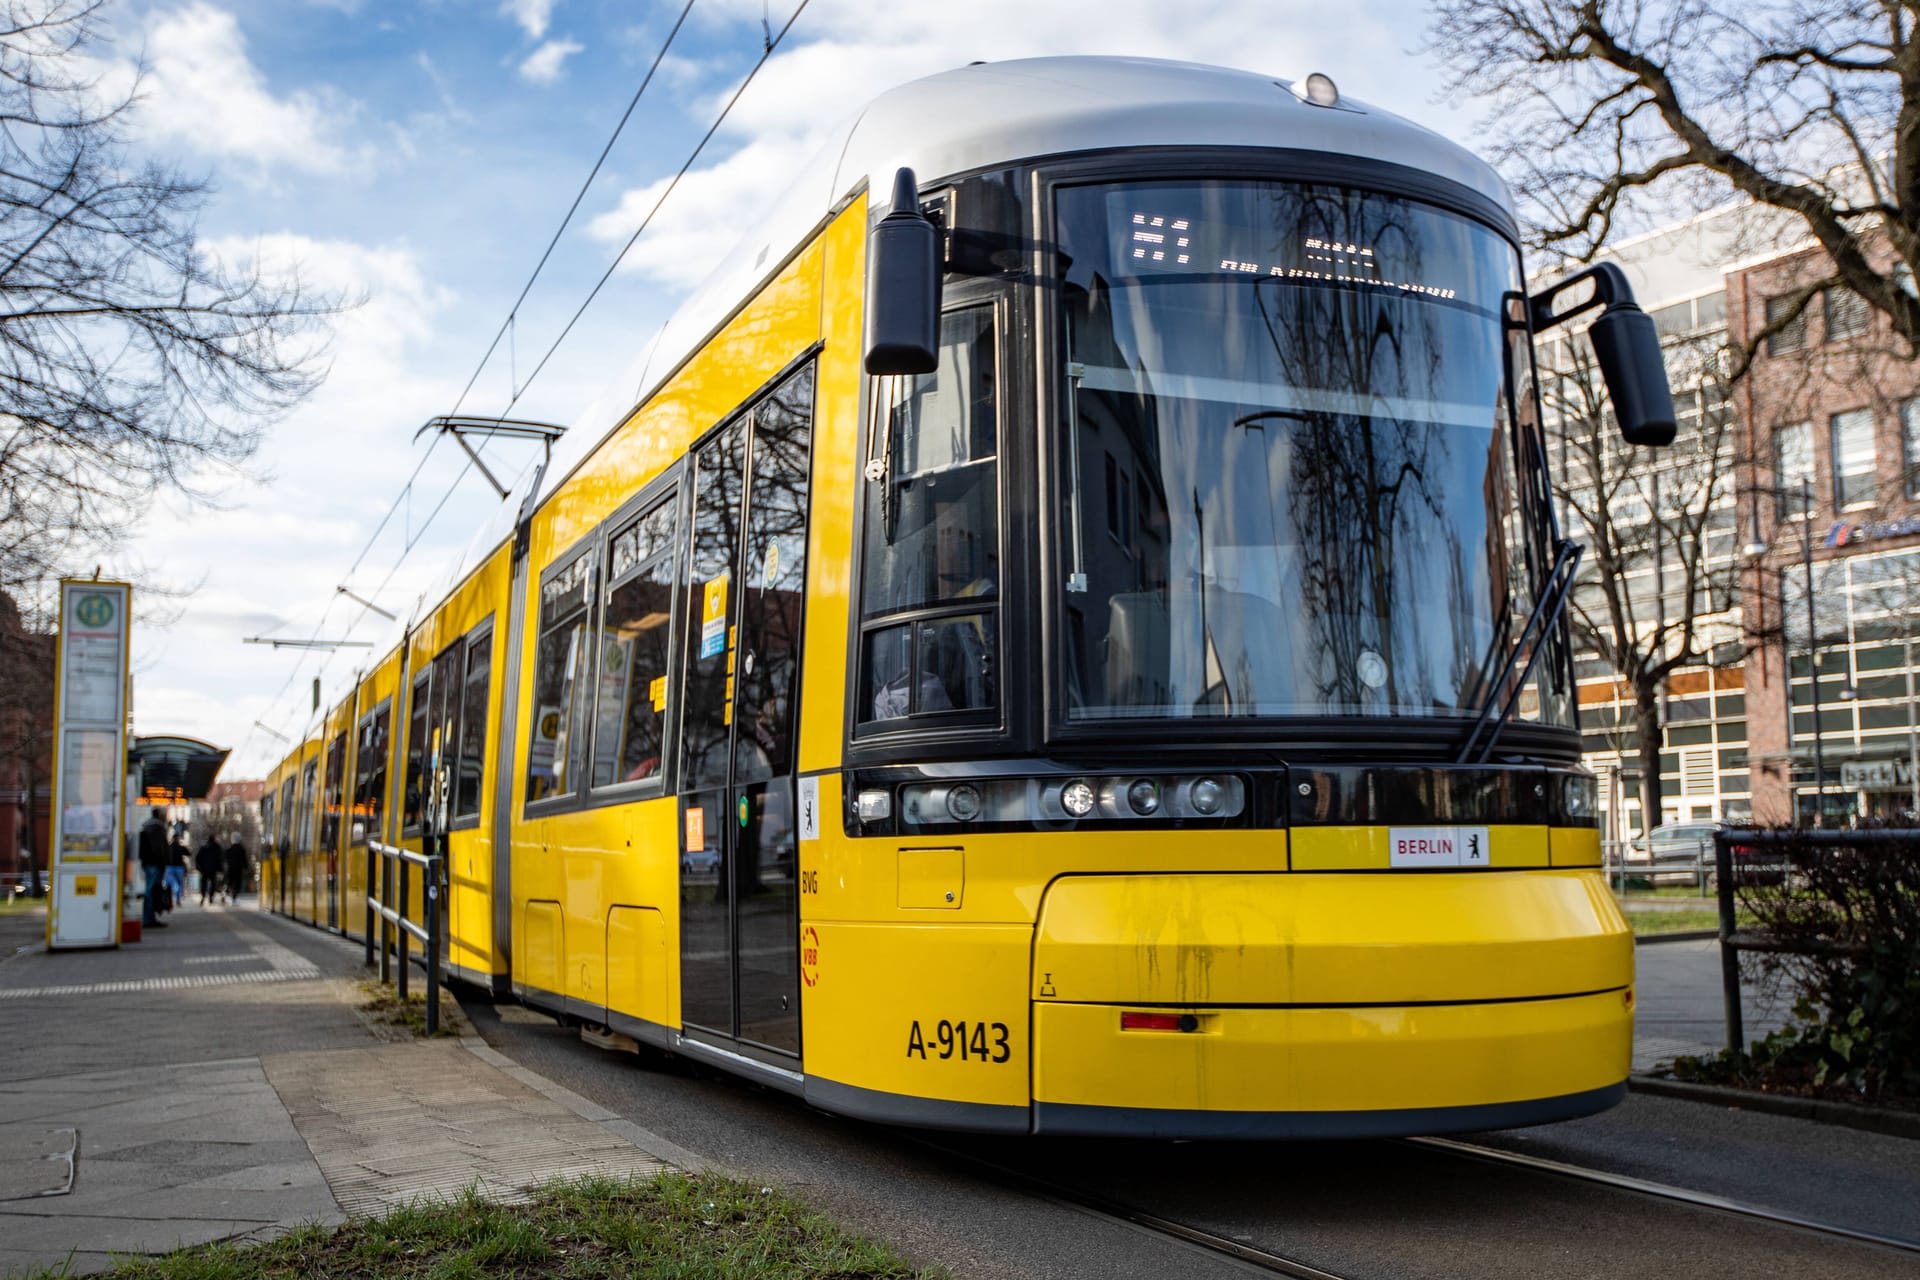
<box><xmin>458</xmin><ymin>1038</ymin><xmax>712</xmax><ymax>1174</ymax></box>
<box><xmin>1628</xmin><ymin>1073</ymin><xmax>1920</xmax><ymax>1140</ymax></box>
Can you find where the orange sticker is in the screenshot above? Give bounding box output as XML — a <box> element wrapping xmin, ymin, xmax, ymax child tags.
<box><xmin>800</xmin><ymin>924</ymin><xmax>820</xmax><ymax>988</ymax></box>
<box><xmin>685</xmin><ymin>805</ymin><xmax>706</xmax><ymax>852</ymax></box>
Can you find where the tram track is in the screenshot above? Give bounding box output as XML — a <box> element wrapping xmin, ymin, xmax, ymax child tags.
<box><xmin>911</xmin><ymin>1127</ymin><xmax>1920</xmax><ymax>1279</ymax></box>
<box><xmin>1407</xmin><ymin>1135</ymin><xmax>1920</xmax><ymax>1257</ymax></box>
<box><xmin>906</xmin><ymin>1135</ymin><xmax>1354</xmax><ymax>1279</ymax></box>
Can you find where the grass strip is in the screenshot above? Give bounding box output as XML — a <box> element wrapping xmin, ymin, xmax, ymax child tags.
<box><xmin>1624</xmin><ymin>908</ymin><xmax>1754</xmax><ymax>935</ymax></box>
<box><xmin>28</xmin><ymin>1172</ymin><xmax>944</xmax><ymax>1280</ymax></box>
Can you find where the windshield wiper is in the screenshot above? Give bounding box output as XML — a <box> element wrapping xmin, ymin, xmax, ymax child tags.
<box><xmin>1457</xmin><ymin>539</ymin><xmax>1583</xmax><ymax>765</ymax></box>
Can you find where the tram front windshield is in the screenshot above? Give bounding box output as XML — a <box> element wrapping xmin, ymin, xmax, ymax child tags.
<box><xmin>1056</xmin><ymin>179</ymin><xmax>1557</xmax><ymax>724</ymax></box>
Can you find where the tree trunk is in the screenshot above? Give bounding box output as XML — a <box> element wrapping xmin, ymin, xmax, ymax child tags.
<box><xmin>1635</xmin><ymin>679</ymin><xmax>1664</xmax><ymax>833</ymax></box>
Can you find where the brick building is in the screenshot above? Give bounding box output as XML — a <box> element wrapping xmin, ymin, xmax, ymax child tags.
<box><xmin>1546</xmin><ymin>204</ymin><xmax>1920</xmax><ymax>835</ymax></box>
<box><xmin>1731</xmin><ymin>238</ymin><xmax>1920</xmax><ymax>824</ymax></box>
<box><xmin>0</xmin><ymin>591</ymin><xmax>55</xmax><ymax>884</ymax></box>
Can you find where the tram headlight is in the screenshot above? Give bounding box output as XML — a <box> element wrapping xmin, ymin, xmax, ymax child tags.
<box><xmin>1060</xmin><ymin>779</ymin><xmax>1096</xmax><ymax>818</ymax></box>
<box><xmin>1560</xmin><ymin>771</ymin><xmax>1597</xmax><ymax>822</ymax></box>
<box><xmin>1188</xmin><ymin>777</ymin><xmax>1225</xmax><ymax>816</ymax></box>
<box><xmin>945</xmin><ymin>783</ymin><xmax>983</xmax><ymax>822</ymax></box>
<box><xmin>1126</xmin><ymin>779</ymin><xmax>1161</xmax><ymax>816</ymax></box>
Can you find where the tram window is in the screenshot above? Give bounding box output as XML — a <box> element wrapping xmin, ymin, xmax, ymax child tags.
<box><xmin>277</xmin><ymin>776</ymin><xmax>294</xmax><ymax>854</ymax></box>
<box><xmin>864</xmin><ymin>614</ymin><xmax>997</xmax><ymax>720</ymax></box>
<box><xmin>861</xmin><ymin>307</ymin><xmax>1000</xmax><ymax>616</ymax></box>
<box><xmin>455</xmin><ymin>627</ymin><xmax>491</xmax><ymax>821</ymax></box>
<box><xmin>320</xmin><ymin>733</ymin><xmax>346</xmax><ymax>854</ymax></box>
<box><xmin>427</xmin><ymin>638</ymin><xmax>464</xmax><ymax>825</ymax></box>
<box><xmin>592</xmin><ymin>501</ymin><xmax>677</xmax><ymax>793</ymax></box>
<box><xmin>403</xmin><ymin>670</ymin><xmax>429</xmax><ymax>833</ymax></box>
<box><xmin>857</xmin><ymin>305</ymin><xmax>1002</xmax><ymax>726</ymax></box>
<box><xmin>527</xmin><ymin>550</ymin><xmax>596</xmax><ymax>807</ymax></box>
<box><xmin>297</xmin><ymin>758</ymin><xmax>317</xmax><ymax>854</ymax></box>
<box><xmin>352</xmin><ymin>703</ymin><xmax>389</xmax><ymax>846</ymax></box>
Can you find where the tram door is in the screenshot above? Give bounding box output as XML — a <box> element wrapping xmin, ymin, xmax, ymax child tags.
<box><xmin>679</xmin><ymin>364</ymin><xmax>813</xmax><ymax>1057</ymax></box>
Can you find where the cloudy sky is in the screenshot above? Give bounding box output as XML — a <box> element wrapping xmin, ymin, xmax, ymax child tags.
<box><xmin>106</xmin><ymin>0</ymin><xmax>1476</xmax><ymax>775</ymax></box>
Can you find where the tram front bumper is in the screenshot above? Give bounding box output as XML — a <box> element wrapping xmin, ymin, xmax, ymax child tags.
<box><xmin>1028</xmin><ymin>870</ymin><xmax>1634</xmax><ymax>1135</ymax></box>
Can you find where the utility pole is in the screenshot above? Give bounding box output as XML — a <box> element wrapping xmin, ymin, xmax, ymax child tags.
<box><xmin>1802</xmin><ymin>477</ymin><xmax>1826</xmax><ymax>828</ymax></box>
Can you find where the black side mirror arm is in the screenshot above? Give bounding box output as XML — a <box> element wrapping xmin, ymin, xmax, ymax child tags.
<box><xmin>1530</xmin><ymin>263</ymin><xmax>1678</xmax><ymax>448</ymax></box>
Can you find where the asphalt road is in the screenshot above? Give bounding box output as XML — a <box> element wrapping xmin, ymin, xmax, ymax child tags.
<box><xmin>455</xmin><ymin>993</ymin><xmax>1920</xmax><ymax>1280</ymax></box>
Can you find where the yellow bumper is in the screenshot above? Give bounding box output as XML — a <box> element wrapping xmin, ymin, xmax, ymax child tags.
<box><xmin>1031</xmin><ymin>989</ymin><xmax>1632</xmax><ymax>1135</ymax></box>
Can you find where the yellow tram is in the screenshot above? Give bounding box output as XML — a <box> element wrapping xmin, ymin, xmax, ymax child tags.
<box><xmin>261</xmin><ymin>57</ymin><xmax>1676</xmax><ymax>1137</ymax></box>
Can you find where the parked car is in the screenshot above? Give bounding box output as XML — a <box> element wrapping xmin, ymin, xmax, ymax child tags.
<box><xmin>681</xmin><ymin>847</ymin><xmax>721</xmax><ymax>876</ymax></box>
<box><xmin>1625</xmin><ymin>822</ymin><xmax>1772</xmax><ymax>885</ymax></box>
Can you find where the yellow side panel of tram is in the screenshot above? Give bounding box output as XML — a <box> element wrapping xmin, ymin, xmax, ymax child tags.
<box><xmin>793</xmin><ymin>194</ymin><xmax>866</xmax><ymax>776</ymax></box>
<box><xmin>512</xmin><ymin>196</ymin><xmax>837</xmax><ymax>1027</ymax></box>
<box><xmin>407</xmin><ymin>549</ymin><xmax>512</xmax><ymax>981</ymax></box>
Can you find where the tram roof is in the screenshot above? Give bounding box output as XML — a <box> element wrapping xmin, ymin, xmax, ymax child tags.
<box><xmin>443</xmin><ymin>56</ymin><xmax>1511</xmax><ymax>604</ymax></box>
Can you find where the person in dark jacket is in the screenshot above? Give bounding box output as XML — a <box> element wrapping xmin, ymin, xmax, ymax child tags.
<box><xmin>224</xmin><ymin>839</ymin><xmax>249</xmax><ymax>902</ymax></box>
<box><xmin>137</xmin><ymin>810</ymin><xmax>169</xmax><ymax>928</ymax></box>
<box><xmin>195</xmin><ymin>838</ymin><xmax>224</xmax><ymax>905</ymax></box>
<box><xmin>164</xmin><ymin>834</ymin><xmax>188</xmax><ymax>912</ymax></box>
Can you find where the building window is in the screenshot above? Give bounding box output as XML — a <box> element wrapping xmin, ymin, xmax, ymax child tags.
<box><xmin>1775</xmin><ymin>421</ymin><xmax>1813</xmax><ymax>518</ymax></box>
<box><xmin>1830</xmin><ymin>408</ymin><xmax>1875</xmax><ymax>509</ymax></box>
<box><xmin>1825</xmin><ymin>286</ymin><xmax>1867</xmax><ymax>342</ymax></box>
<box><xmin>1903</xmin><ymin>399</ymin><xmax>1920</xmax><ymax>500</ymax></box>
<box><xmin>1765</xmin><ymin>294</ymin><xmax>1808</xmax><ymax>354</ymax></box>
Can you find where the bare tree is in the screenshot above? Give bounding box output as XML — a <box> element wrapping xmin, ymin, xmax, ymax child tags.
<box><xmin>1543</xmin><ymin>330</ymin><xmax>1742</xmax><ymax>827</ymax></box>
<box><xmin>0</xmin><ymin>0</ymin><xmax>338</xmax><ymax>589</ymax></box>
<box><xmin>1429</xmin><ymin>1</ymin><xmax>1920</xmax><ymax>358</ymax></box>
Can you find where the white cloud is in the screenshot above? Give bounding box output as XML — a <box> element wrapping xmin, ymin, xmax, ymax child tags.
<box><xmin>129</xmin><ymin>3</ymin><xmax>362</xmax><ymax>177</ymax></box>
<box><xmin>502</xmin><ymin>0</ymin><xmax>558</xmax><ymax>40</ymax></box>
<box><xmin>519</xmin><ymin>37</ymin><xmax>584</xmax><ymax>85</ymax></box>
<box><xmin>586</xmin><ymin>1</ymin><xmax>1436</xmax><ymax>293</ymax></box>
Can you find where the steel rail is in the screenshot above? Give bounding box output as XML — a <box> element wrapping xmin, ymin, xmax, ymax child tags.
<box><xmin>1407</xmin><ymin>1136</ymin><xmax>1920</xmax><ymax>1255</ymax></box>
<box><xmin>908</xmin><ymin>1137</ymin><xmax>1352</xmax><ymax>1279</ymax></box>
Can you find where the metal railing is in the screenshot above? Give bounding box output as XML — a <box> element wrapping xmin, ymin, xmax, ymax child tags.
<box><xmin>1601</xmin><ymin>837</ymin><xmax>1716</xmax><ymax>896</ymax></box>
<box><xmin>1711</xmin><ymin>827</ymin><xmax>1920</xmax><ymax>1054</ymax></box>
<box><xmin>364</xmin><ymin>840</ymin><xmax>445</xmax><ymax>1036</ymax></box>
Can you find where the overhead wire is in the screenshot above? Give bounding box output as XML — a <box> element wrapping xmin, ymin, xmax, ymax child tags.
<box><xmin>247</xmin><ymin>0</ymin><xmax>813</xmax><ymax>768</ymax></box>
<box><xmin>499</xmin><ymin>0</ymin><xmax>816</xmax><ymax>415</ymax></box>
<box><xmin>445</xmin><ymin>0</ymin><xmax>700</xmax><ymax>421</ymax></box>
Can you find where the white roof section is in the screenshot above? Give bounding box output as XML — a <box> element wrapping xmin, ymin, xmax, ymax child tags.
<box><xmin>442</xmin><ymin>56</ymin><xmax>1514</xmax><ymax>593</ymax></box>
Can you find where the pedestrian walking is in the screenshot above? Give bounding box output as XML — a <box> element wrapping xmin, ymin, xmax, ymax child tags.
<box><xmin>195</xmin><ymin>837</ymin><xmax>224</xmax><ymax>905</ymax></box>
<box><xmin>224</xmin><ymin>838</ymin><xmax>249</xmax><ymax>902</ymax></box>
<box><xmin>164</xmin><ymin>834</ymin><xmax>188</xmax><ymax>912</ymax></box>
<box><xmin>137</xmin><ymin>810</ymin><xmax>168</xmax><ymax>928</ymax></box>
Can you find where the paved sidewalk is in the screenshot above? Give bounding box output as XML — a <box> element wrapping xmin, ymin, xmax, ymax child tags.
<box><xmin>1630</xmin><ymin>936</ymin><xmax>1795</xmax><ymax>1072</ymax></box>
<box><xmin>0</xmin><ymin>900</ymin><xmax>683</xmax><ymax>1277</ymax></box>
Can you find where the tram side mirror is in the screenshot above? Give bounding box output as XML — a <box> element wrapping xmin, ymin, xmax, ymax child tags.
<box><xmin>1530</xmin><ymin>262</ymin><xmax>1677</xmax><ymax>447</ymax></box>
<box><xmin>864</xmin><ymin>168</ymin><xmax>941</xmax><ymax>376</ymax></box>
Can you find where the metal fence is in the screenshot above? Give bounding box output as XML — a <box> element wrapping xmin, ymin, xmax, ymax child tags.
<box><xmin>364</xmin><ymin>840</ymin><xmax>445</xmax><ymax>1036</ymax></box>
<box><xmin>1600</xmin><ymin>837</ymin><xmax>1717</xmax><ymax>896</ymax></box>
<box><xmin>1711</xmin><ymin>827</ymin><xmax>1920</xmax><ymax>1055</ymax></box>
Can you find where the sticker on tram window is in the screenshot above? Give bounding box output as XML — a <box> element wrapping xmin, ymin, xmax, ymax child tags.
<box><xmin>699</xmin><ymin>574</ymin><xmax>729</xmax><ymax>659</ymax></box>
<box><xmin>1389</xmin><ymin>826</ymin><xmax>1491</xmax><ymax>868</ymax></box>
<box><xmin>906</xmin><ymin>1019</ymin><xmax>1012</xmax><ymax>1063</ymax></box>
